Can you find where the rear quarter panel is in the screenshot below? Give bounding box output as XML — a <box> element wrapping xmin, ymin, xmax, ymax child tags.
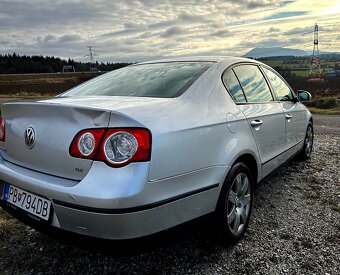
<box><xmin>119</xmin><ymin>62</ymin><xmax>261</xmax><ymax>186</ymax></box>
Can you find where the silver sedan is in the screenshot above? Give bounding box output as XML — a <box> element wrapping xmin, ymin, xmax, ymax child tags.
<box><xmin>0</xmin><ymin>57</ymin><xmax>313</xmax><ymax>243</ymax></box>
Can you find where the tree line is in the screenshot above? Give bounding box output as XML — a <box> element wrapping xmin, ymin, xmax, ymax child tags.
<box><xmin>0</xmin><ymin>53</ymin><xmax>131</xmax><ymax>74</ymax></box>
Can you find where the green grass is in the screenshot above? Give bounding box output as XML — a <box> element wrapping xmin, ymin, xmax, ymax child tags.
<box><xmin>259</xmin><ymin>58</ymin><xmax>338</xmax><ymax>77</ymax></box>
<box><xmin>290</xmin><ymin>70</ymin><xmax>309</xmax><ymax>77</ymax></box>
<box><xmin>308</xmin><ymin>107</ymin><xmax>340</xmax><ymax>115</ymax></box>
<box><xmin>305</xmin><ymin>96</ymin><xmax>340</xmax><ymax>115</ymax></box>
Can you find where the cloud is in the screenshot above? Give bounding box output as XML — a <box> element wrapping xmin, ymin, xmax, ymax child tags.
<box><xmin>237</xmin><ymin>0</ymin><xmax>281</xmax><ymax>9</ymax></box>
<box><xmin>238</xmin><ymin>36</ymin><xmax>306</xmax><ymax>49</ymax></box>
<box><xmin>0</xmin><ymin>0</ymin><xmax>338</xmax><ymax>61</ymax></box>
<box><xmin>238</xmin><ymin>38</ymin><xmax>283</xmax><ymax>48</ymax></box>
<box><xmin>59</xmin><ymin>34</ymin><xmax>82</xmax><ymax>43</ymax></box>
<box><xmin>43</xmin><ymin>34</ymin><xmax>57</xmax><ymax>42</ymax></box>
<box><xmin>0</xmin><ymin>40</ymin><xmax>10</xmax><ymax>46</ymax></box>
<box><xmin>177</xmin><ymin>12</ymin><xmax>207</xmax><ymax>23</ymax></box>
<box><xmin>138</xmin><ymin>31</ymin><xmax>154</xmax><ymax>39</ymax></box>
<box><xmin>264</xmin><ymin>11</ymin><xmax>308</xmax><ymax>20</ymax></box>
<box><xmin>268</xmin><ymin>27</ymin><xmax>280</xmax><ymax>33</ymax></box>
<box><xmin>210</xmin><ymin>29</ymin><xmax>231</xmax><ymax>37</ymax></box>
<box><xmin>160</xmin><ymin>26</ymin><xmax>186</xmax><ymax>38</ymax></box>
<box><xmin>124</xmin><ymin>22</ymin><xmax>143</xmax><ymax>30</ymax></box>
<box><xmin>284</xmin><ymin>26</ymin><xmax>312</xmax><ymax>35</ymax></box>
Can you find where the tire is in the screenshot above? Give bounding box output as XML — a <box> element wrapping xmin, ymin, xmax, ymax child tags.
<box><xmin>297</xmin><ymin>122</ymin><xmax>314</xmax><ymax>160</ymax></box>
<box><xmin>215</xmin><ymin>162</ymin><xmax>254</xmax><ymax>244</ymax></box>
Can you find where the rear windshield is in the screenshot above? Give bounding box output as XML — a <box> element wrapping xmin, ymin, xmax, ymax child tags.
<box><xmin>61</xmin><ymin>62</ymin><xmax>213</xmax><ymax>98</ymax></box>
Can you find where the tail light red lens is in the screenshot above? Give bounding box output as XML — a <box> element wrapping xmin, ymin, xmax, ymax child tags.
<box><xmin>69</xmin><ymin>129</ymin><xmax>106</xmax><ymax>159</ymax></box>
<box><xmin>97</xmin><ymin>128</ymin><xmax>151</xmax><ymax>167</ymax></box>
<box><xmin>0</xmin><ymin>118</ymin><xmax>5</xmax><ymax>142</ymax></box>
<box><xmin>69</xmin><ymin>128</ymin><xmax>151</xmax><ymax>167</ymax></box>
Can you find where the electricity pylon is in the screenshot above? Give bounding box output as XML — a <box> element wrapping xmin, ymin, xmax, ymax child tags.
<box><xmin>84</xmin><ymin>46</ymin><xmax>98</xmax><ymax>71</ymax></box>
<box><xmin>308</xmin><ymin>24</ymin><xmax>323</xmax><ymax>82</ymax></box>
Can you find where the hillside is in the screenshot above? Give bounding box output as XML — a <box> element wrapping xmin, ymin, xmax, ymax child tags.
<box><xmin>244</xmin><ymin>47</ymin><xmax>308</xmax><ymax>58</ymax></box>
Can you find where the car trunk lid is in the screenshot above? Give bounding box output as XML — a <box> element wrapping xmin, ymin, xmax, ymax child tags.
<box><xmin>1</xmin><ymin>101</ymin><xmax>110</xmax><ymax>180</ymax></box>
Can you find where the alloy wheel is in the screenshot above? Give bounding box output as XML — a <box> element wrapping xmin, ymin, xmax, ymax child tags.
<box><xmin>305</xmin><ymin>125</ymin><xmax>313</xmax><ymax>157</ymax></box>
<box><xmin>226</xmin><ymin>172</ymin><xmax>251</xmax><ymax>235</ymax></box>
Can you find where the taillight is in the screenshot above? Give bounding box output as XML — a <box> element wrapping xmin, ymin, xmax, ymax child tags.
<box><xmin>69</xmin><ymin>128</ymin><xmax>151</xmax><ymax>167</ymax></box>
<box><xmin>69</xmin><ymin>129</ymin><xmax>106</xmax><ymax>159</ymax></box>
<box><xmin>0</xmin><ymin>118</ymin><xmax>5</xmax><ymax>142</ymax></box>
<box><xmin>97</xmin><ymin>128</ymin><xmax>151</xmax><ymax>167</ymax></box>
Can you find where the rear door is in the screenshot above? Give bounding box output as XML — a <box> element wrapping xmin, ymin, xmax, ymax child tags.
<box><xmin>223</xmin><ymin>64</ymin><xmax>286</xmax><ymax>164</ymax></box>
<box><xmin>262</xmin><ymin>67</ymin><xmax>306</xmax><ymax>150</ymax></box>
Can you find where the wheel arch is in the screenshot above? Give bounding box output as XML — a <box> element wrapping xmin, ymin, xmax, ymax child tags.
<box><xmin>231</xmin><ymin>153</ymin><xmax>259</xmax><ymax>185</ymax></box>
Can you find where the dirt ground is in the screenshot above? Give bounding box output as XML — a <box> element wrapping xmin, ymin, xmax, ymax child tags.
<box><xmin>0</xmin><ymin>114</ymin><xmax>339</xmax><ymax>274</ymax></box>
<box><xmin>0</xmin><ymin>72</ymin><xmax>100</xmax><ymax>95</ymax></box>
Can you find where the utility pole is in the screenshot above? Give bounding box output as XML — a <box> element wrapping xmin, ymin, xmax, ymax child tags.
<box><xmin>308</xmin><ymin>23</ymin><xmax>323</xmax><ymax>82</ymax></box>
<box><xmin>84</xmin><ymin>46</ymin><xmax>98</xmax><ymax>71</ymax></box>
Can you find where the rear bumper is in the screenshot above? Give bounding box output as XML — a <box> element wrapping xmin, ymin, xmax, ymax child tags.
<box><xmin>0</xmin><ymin>155</ymin><xmax>223</xmax><ymax>240</ymax></box>
<box><xmin>0</xmin><ymin>186</ymin><xmax>218</xmax><ymax>240</ymax></box>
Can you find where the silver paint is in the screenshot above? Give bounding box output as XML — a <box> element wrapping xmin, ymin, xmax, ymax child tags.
<box><xmin>0</xmin><ymin>56</ymin><xmax>312</xmax><ymax>240</ymax></box>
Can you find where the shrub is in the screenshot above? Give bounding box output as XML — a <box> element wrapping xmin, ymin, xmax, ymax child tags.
<box><xmin>305</xmin><ymin>97</ymin><xmax>337</xmax><ymax>109</ymax></box>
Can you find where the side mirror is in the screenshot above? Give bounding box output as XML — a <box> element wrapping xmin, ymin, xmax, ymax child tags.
<box><xmin>297</xmin><ymin>90</ymin><xmax>312</xmax><ymax>102</ymax></box>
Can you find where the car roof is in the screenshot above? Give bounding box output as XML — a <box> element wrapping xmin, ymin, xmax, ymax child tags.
<box><xmin>137</xmin><ymin>56</ymin><xmax>261</xmax><ymax>66</ymax></box>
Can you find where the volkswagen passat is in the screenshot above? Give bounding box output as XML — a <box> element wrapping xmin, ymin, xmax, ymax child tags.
<box><xmin>0</xmin><ymin>57</ymin><xmax>313</xmax><ymax>243</ymax></box>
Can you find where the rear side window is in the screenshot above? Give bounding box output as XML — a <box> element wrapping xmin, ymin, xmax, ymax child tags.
<box><xmin>233</xmin><ymin>65</ymin><xmax>273</xmax><ymax>103</ymax></box>
<box><xmin>263</xmin><ymin>67</ymin><xmax>294</xmax><ymax>101</ymax></box>
<box><xmin>222</xmin><ymin>70</ymin><xmax>246</xmax><ymax>103</ymax></box>
<box><xmin>61</xmin><ymin>62</ymin><xmax>213</xmax><ymax>98</ymax></box>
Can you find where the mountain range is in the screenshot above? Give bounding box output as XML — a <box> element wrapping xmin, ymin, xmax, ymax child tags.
<box><xmin>243</xmin><ymin>47</ymin><xmax>340</xmax><ymax>58</ymax></box>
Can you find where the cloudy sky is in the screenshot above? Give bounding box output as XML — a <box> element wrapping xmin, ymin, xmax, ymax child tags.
<box><xmin>0</xmin><ymin>0</ymin><xmax>339</xmax><ymax>62</ymax></box>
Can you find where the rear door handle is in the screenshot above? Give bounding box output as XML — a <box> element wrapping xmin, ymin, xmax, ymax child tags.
<box><xmin>285</xmin><ymin>114</ymin><xmax>292</xmax><ymax>119</ymax></box>
<box><xmin>250</xmin><ymin>120</ymin><xmax>263</xmax><ymax>127</ymax></box>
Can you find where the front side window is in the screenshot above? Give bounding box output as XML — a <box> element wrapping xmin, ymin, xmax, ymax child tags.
<box><xmin>263</xmin><ymin>67</ymin><xmax>294</xmax><ymax>101</ymax></box>
<box><xmin>233</xmin><ymin>65</ymin><xmax>273</xmax><ymax>103</ymax></box>
<box><xmin>61</xmin><ymin>62</ymin><xmax>213</xmax><ymax>98</ymax></box>
<box><xmin>222</xmin><ymin>70</ymin><xmax>246</xmax><ymax>103</ymax></box>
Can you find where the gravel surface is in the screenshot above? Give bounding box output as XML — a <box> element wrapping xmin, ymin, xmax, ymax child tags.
<box><xmin>314</xmin><ymin>114</ymin><xmax>340</xmax><ymax>136</ymax></box>
<box><xmin>0</xmin><ymin>118</ymin><xmax>339</xmax><ymax>274</ymax></box>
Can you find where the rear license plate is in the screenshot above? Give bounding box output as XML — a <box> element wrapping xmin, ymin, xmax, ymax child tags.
<box><xmin>3</xmin><ymin>183</ymin><xmax>51</xmax><ymax>221</ymax></box>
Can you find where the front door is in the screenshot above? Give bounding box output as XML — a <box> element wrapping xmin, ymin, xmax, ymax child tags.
<box><xmin>232</xmin><ymin>65</ymin><xmax>286</xmax><ymax>164</ymax></box>
<box><xmin>262</xmin><ymin>67</ymin><xmax>306</xmax><ymax>150</ymax></box>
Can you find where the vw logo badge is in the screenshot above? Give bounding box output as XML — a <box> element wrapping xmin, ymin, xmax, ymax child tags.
<box><xmin>24</xmin><ymin>126</ymin><xmax>35</xmax><ymax>149</ymax></box>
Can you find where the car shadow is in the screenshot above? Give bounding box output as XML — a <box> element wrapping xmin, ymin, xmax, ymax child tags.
<box><xmin>2</xmin><ymin>158</ymin><xmax>309</xmax><ymax>274</ymax></box>
<box><xmin>41</xmin><ymin>159</ymin><xmax>305</xmax><ymax>258</ymax></box>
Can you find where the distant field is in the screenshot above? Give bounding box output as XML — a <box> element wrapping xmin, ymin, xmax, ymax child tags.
<box><xmin>0</xmin><ymin>72</ymin><xmax>101</xmax><ymax>96</ymax></box>
<box><xmin>1</xmin><ymin>72</ymin><xmax>339</xmax><ymax>97</ymax></box>
<box><xmin>260</xmin><ymin>58</ymin><xmax>339</xmax><ymax>78</ymax></box>
<box><xmin>287</xmin><ymin>77</ymin><xmax>340</xmax><ymax>98</ymax></box>
<box><xmin>0</xmin><ymin>72</ymin><xmax>339</xmax><ymax>115</ymax></box>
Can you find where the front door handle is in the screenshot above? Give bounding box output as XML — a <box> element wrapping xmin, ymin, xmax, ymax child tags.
<box><xmin>250</xmin><ymin>120</ymin><xmax>263</xmax><ymax>127</ymax></box>
<box><xmin>285</xmin><ymin>114</ymin><xmax>293</xmax><ymax>119</ymax></box>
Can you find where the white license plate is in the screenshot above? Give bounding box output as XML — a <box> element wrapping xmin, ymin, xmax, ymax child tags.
<box><xmin>3</xmin><ymin>183</ymin><xmax>51</xmax><ymax>221</ymax></box>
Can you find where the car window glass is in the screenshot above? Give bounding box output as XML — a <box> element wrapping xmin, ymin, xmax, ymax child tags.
<box><xmin>263</xmin><ymin>67</ymin><xmax>293</xmax><ymax>101</ymax></box>
<box><xmin>233</xmin><ymin>65</ymin><xmax>273</xmax><ymax>103</ymax></box>
<box><xmin>222</xmin><ymin>70</ymin><xmax>246</xmax><ymax>103</ymax></box>
<box><xmin>61</xmin><ymin>62</ymin><xmax>213</xmax><ymax>98</ymax></box>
